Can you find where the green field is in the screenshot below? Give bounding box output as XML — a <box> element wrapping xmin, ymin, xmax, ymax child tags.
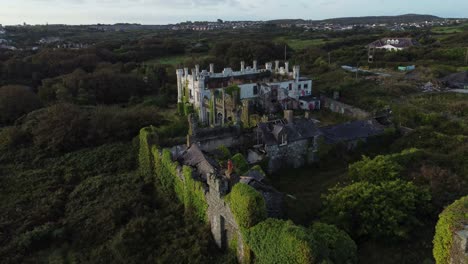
<box><xmin>431</xmin><ymin>23</ymin><xmax>468</xmax><ymax>34</ymax></box>
<box><xmin>275</xmin><ymin>38</ymin><xmax>329</xmax><ymax>50</ymax></box>
<box><xmin>146</xmin><ymin>55</ymin><xmax>190</xmax><ymax>66</ymax></box>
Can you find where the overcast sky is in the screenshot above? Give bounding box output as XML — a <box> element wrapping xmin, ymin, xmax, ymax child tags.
<box><xmin>0</xmin><ymin>0</ymin><xmax>467</xmax><ymax>25</ymax></box>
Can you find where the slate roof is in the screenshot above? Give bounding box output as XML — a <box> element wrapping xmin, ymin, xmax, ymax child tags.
<box><xmin>179</xmin><ymin>144</ymin><xmax>218</xmax><ymax>180</ymax></box>
<box><xmin>320</xmin><ymin>119</ymin><xmax>386</xmax><ymax>144</ymax></box>
<box><xmin>257</xmin><ymin>119</ymin><xmax>321</xmax><ymax>146</ymax></box>
<box><xmin>368</xmin><ymin>38</ymin><xmax>418</xmax><ymax>49</ymax></box>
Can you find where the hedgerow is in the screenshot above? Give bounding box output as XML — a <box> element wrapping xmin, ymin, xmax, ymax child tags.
<box><xmin>433</xmin><ymin>196</ymin><xmax>468</xmax><ymax>264</ymax></box>
<box><xmin>225</xmin><ymin>183</ymin><xmax>267</xmax><ymax>230</ymax></box>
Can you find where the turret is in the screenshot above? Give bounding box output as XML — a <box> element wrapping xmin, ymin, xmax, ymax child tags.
<box><xmin>195</xmin><ymin>64</ymin><xmax>200</xmax><ymax>77</ymax></box>
<box><xmin>176</xmin><ymin>69</ymin><xmax>184</xmax><ymax>103</ymax></box>
<box><xmin>293</xmin><ymin>65</ymin><xmax>300</xmax><ymax>81</ymax></box>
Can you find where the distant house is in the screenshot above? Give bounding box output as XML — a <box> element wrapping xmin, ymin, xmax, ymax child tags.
<box><xmin>367</xmin><ymin>38</ymin><xmax>419</xmax><ymax>51</ymax></box>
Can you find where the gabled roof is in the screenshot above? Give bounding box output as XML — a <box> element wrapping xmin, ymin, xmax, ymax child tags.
<box><xmin>179</xmin><ymin>143</ymin><xmax>218</xmax><ymax>180</ymax></box>
<box><xmin>320</xmin><ymin>119</ymin><xmax>385</xmax><ymax>144</ymax></box>
<box><xmin>258</xmin><ymin>119</ymin><xmax>321</xmax><ymax>146</ymax></box>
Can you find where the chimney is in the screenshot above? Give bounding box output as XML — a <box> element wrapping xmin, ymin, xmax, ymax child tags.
<box><xmin>285</xmin><ymin>61</ymin><xmax>289</xmax><ymax>73</ymax></box>
<box><xmin>253</xmin><ymin>60</ymin><xmax>257</xmax><ymax>70</ymax></box>
<box><xmin>195</xmin><ymin>64</ymin><xmax>200</xmax><ymax>76</ymax></box>
<box><xmin>184</xmin><ymin>67</ymin><xmax>189</xmax><ymax>78</ymax></box>
<box><xmin>241</xmin><ymin>61</ymin><xmax>245</xmax><ymax>72</ymax></box>
<box><xmin>284</xmin><ymin>110</ymin><xmax>294</xmax><ymax>124</ymax></box>
<box><xmin>275</xmin><ymin>60</ymin><xmax>279</xmax><ymax>72</ymax></box>
<box><xmin>209</xmin><ymin>63</ymin><xmax>214</xmax><ymax>74</ymax></box>
<box><xmin>266</xmin><ymin>62</ymin><xmax>273</xmax><ymax>71</ymax></box>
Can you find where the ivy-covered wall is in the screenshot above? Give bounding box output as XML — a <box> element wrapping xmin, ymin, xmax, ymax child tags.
<box><xmin>226</xmin><ymin>183</ymin><xmax>267</xmax><ymax>230</ymax></box>
<box><xmin>151</xmin><ymin>145</ymin><xmax>208</xmax><ymax>222</ymax></box>
<box><xmin>138</xmin><ymin>126</ymin><xmax>158</xmax><ymax>182</ymax></box>
<box><xmin>433</xmin><ymin>196</ymin><xmax>468</xmax><ymax>264</ymax></box>
<box><xmin>244</xmin><ymin>219</ymin><xmax>317</xmax><ymax>264</ymax></box>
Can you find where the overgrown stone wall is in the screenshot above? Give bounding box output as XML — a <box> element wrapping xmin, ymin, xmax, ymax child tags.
<box><xmin>321</xmin><ymin>96</ymin><xmax>371</xmax><ymax>119</ymax></box>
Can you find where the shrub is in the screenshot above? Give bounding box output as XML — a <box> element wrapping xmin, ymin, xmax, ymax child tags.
<box><xmin>226</xmin><ymin>183</ymin><xmax>267</xmax><ymax>230</ymax></box>
<box><xmin>433</xmin><ymin>196</ymin><xmax>468</xmax><ymax>264</ymax></box>
<box><xmin>348</xmin><ymin>155</ymin><xmax>403</xmax><ymax>183</ymax></box>
<box><xmin>0</xmin><ymin>126</ymin><xmax>30</xmax><ymax>150</ymax></box>
<box><xmin>231</xmin><ymin>153</ymin><xmax>249</xmax><ymax>175</ymax></box>
<box><xmin>245</xmin><ymin>219</ymin><xmax>317</xmax><ymax>264</ymax></box>
<box><xmin>309</xmin><ymin>222</ymin><xmax>357</xmax><ymax>264</ymax></box>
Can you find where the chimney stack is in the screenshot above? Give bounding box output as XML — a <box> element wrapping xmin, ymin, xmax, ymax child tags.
<box><xmin>266</xmin><ymin>62</ymin><xmax>273</xmax><ymax>71</ymax></box>
<box><xmin>209</xmin><ymin>63</ymin><xmax>214</xmax><ymax>74</ymax></box>
<box><xmin>275</xmin><ymin>60</ymin><xmax>279</xmax><ymax>72</ymax></box>
<box><xmin>195</xmin><ymin>64</ymin><xmax>200</xmax><ymax>76</ymax></box>
<box><xmin>284</xmin><ymin>110</ymin><xmax>294</xmax><ymax>124</ymax></box>
<box><xmin>253</xmin><ymin>60</ymin><xmax>257</xmax><ymax>70</ymax></box>
<box><xmin>241</xmin><ymin>61</ymin><xmax>245</xmax><ymax>72</ymax></box>
<box><xmin>285</xmin><ymin>62</ymin><xmax>289</xmax><ymax>73</ymax></box>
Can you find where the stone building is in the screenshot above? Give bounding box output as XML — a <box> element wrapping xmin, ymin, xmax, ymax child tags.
<box><xmin>255</xmin><ymin>110</ymin><xmax>322</xmax><ymax>172</ymax></box>
<box><xmin>176</xmin><ymin>60</ymin><xmax>312</xmax><ymax>125</ymax></box>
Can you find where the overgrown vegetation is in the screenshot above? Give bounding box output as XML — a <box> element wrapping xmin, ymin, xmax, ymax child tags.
<box><xmin>433</xmin><ymin>196</ymin><xmax>468</xmax><ymax>264</ymax></box>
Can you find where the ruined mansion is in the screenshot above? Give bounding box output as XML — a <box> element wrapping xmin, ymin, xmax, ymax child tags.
<box><xmin>176</xmin><ymin>60</ymin><xmax>320</xmax><ymax>126</ymax></box>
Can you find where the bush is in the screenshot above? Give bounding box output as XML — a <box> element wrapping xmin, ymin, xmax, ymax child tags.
<box><xmin>309</xmin><ymin>222</ymin><xmax>357</xmax><ymax>264</ymax></box>
<box><xmin>348</xmin><ymin>155</ymin><xmax>403</xmax><ymax>183</ymax></box>
<box><xmin>231</xmin><ymin>153</ymin><xmax>249</xmax><ymax>175</ymax></box>
<box><xmin>245</xmin><ymin>219</ymin><xmax>317</xmax><ymax>264</ymax></box>
<box><xmin>0</xmin><ymin>126</ymin><xmax>30</xmax><ymax>150</ymax></box>
<box><xmin>226</xmin><ymin>183</ymin><xmax>267</xmax><ymax>230</ymax></box>
<box><xmin>433</xmin><ymin>196</ymin><xmax>468</xmax><ymax>264</ymax></box>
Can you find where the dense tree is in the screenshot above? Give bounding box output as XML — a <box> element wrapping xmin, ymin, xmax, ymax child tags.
<box><xmin>0</xmin><ymin>85</ymin><xmax>42</xmax><ymax>125</ymax></box>
<box><xmin>321</xmin><ymin>180</ymin><xmax>431</xmax><ymax>239</ymax></box>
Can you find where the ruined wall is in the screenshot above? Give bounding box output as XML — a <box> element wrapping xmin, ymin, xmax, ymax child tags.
<box><xmin>321</xmin><ymin>96</ymin><xmax>371</xmax><ymax>119</ymax></box>
<box><xmin>189</xmin><ymin>115</ymin><xmax>245</xmax><ymax>152</ymax></box>
<box><xmin>451</xmin><ymin>227</ymin><xmax>468</xmax><ymax>264</ymax></box>
<box><xmin>265</xmin><ymin>138</ymin><xmax>318</xmax><ymax>173</ymax></box>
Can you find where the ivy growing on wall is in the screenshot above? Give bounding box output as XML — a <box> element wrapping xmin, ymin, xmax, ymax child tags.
<box><xmin>151</xmin><ymin>145</ymin><xmax>208</xmax><ymax>222</ymax></box>
<box><xmin>244</xmin><ymin>219</ymin><xmax>317</xmax><ymax>264</ymax></box>
<box><xmin>433</xmin><ymin>195</ymin><xmax>468</xmax><ymax>264</ymax></box>
<box><xmin>138</xmin><ymin>126</ymin><xmax>158</xmax><ymax>182</ymax></box>
<box><xmin>225</xmin><ymin>183</ymin><xmax>267</xmax><ymax>230</ymax></box>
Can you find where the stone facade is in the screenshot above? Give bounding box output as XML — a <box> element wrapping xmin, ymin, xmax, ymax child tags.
<box><xmin>265</xmin><ymin>139</ymin><xmax>318</xmax><ymax>173</ymax></box>
<box><xmin>451</xmin><ymin>226</ymin><xmax>468</xmax><ymax>264</ymax></box>
<box><xmin>321</xmin><ymin>96</ymin><xmax>371</xmax><ymax>119</ymax></box>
